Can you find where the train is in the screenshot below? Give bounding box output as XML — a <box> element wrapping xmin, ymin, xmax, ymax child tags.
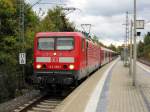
<box><xmin>32</xmin><ymin>32</ymin><xmax>117</xmax><ymax>87</ymax></box>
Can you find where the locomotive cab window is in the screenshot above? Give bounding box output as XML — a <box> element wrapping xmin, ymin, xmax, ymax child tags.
<box><xmin>38</xmin><ymin>38</ymin><xmax>54</xmax><ymax>50</ymax></box>
<box><xmin>56</xmin><ymin>37</ymin><xmax>74</xmax><ymax>50</ymax></box>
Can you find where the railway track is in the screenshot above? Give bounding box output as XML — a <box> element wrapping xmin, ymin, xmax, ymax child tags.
<box><xmin>138</xmin><ymin>59</ymin><xmax>150</xmax><ymax>66</ymax></box>
<box><xmin>13</xmin><ymin>95</ymin><xmax>63</xmax><ymax>112</ymax></box>
<box><xmin>13</xmin><ymin>88</ymin><xmax>72</xmax><ymax>112</ymax></box>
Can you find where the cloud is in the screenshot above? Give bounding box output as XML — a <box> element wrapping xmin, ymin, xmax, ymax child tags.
<box><xmin>66</xmin><ymin>0</ymin><xmax>150</xmax><ymax>46</ymax></box>
<box><xmin>26</xmin><ymin>0</ymin><xmax>150</xmax><ymax>46</ymax></box>
<box><xmin>84</xmin><ymin>0</ymin><xmax>131</xmax><ymax>16</ymax></box>
<box><xmin>67</xmin><ymin>12</ymin><xmax>125</xmax><ymax>42</ymax></box>
<box><xmin>25</xmin><ymin>0</ymin><xmax>67</xmax><ymax>17</ymax></box>
<box><xmin>67</xmin><ymin>0</ymin><xmax>150</xmax><ymax>17</ymax></box>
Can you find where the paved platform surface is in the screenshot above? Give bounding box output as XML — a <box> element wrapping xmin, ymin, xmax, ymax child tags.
<box><xmin>54</xmin><ymin>59</ymin><xmax>117</xmax><ymax>112</ymax></box>
<box><xmin>106</xmin><ymin>61</ymin><xmax>150</xmax><ymax>112</ymax></box>
<box><xmin>55</xmin><ymin>59</ymin><xmax>150</xmax><ymax>112</ymax></box>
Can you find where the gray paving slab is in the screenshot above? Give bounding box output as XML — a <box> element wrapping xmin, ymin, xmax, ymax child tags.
<box><xmin>106</xmin><ymin>61</ymin><xmax>149</xmax><ymax>112</ymax></box>
<box><xmin>96</xmin><ymin>66</ymin><xmax>112</xmax><ymax>112</ymax></box>
<box><xmin>55</xmin><ymin>59</ymin><xmax>150</xmax><ymax>112</ymax></box>
<box><xmin>54</xmin><ymin>60</ymin><xmax>117</xmax><ymax>112</ymax></box>
<box><xmin>136</xmin><ymin>63</ymin><xmax>150</xmax><ymax>112</ymax></box>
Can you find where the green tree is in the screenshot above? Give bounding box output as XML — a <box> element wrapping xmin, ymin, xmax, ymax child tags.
<box><xmin>143</xmin><ymin>33</ymin><xmax>150</xmax><ymax>60</ymax></box>
<box><xmin>108</xmin><ymin>44</ymin><xmax>117</xmax><ymax>52</ymax></box>
<box><xmin>0</xmin><ymin>0</ymin><xmax>39</xmax><ymax>102</ymax></box>
<box><xmin>144</xmin><ymin>33</ymin><xmax>150</xmax><ymax>46</ymax></box>
<box><xmin>38</xmin><ymin>6</ymin><xmax>75</xmax><ymax>32</ymax></box>
<box><xmin>93</xmin><ymin>35</ymin><xmax>99</xmax><ymax>43</ymax></box>
<box><xmin>116</xmin><ymin>46</ymin><xmax>123</xmax><ymax>54</ymax></box>
<box><xmin>137</xmin><ymin>41</ymin><xmax>144</xmax><ymax>58</ymax></box>
<box><xmin>0</xmin><ymin>1</ymin><xmax>76</xmax><ymax>103</ymax></box>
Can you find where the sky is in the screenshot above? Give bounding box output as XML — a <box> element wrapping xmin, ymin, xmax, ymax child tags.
<box><xmin>25</xmin><ymin>0</ymin><xmax>150</xmax><ymax>46</ymax></box>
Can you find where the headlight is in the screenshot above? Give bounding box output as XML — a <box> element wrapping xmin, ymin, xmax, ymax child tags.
<box><xmin>36</xmin><ymin>64</ymin><xmax>42</xmax><ymax>69</ymax></box>
<box><xmin>69</xmin><ymin>64</ymin><xmax>74</xmax><ymax>70</ymax></box>
<box><xmin>53</xmin><ymin>52</ymin><xmax>57</xmax><ymax>56</ymax></box>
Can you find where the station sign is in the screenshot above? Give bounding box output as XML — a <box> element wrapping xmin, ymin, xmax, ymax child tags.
<box><xmin>19</xmin><ymin>53</ymin><xmax>26</xmax><ymax>64</ymax></box>
<box><xmin>136</xmin><ymin>20</ymin><xmax>144</xmax><ymax>29</ymax></box>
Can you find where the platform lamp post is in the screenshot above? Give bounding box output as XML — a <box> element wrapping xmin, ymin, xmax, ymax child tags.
<box><xmin>132</xmin><ymin>0</ymin><xmax>137</xmax><ymax>86</ymax></box>
<box><xmin>129</xmin><ymin>20</ymin><xmax>133</xmax><ymax>76</ymax></box>
<box><xmin>125</xmin><ymin>12</ymin><xmax>129</xmax><ymax>67</ymax></box>
<box><xmin>132</xmin><ymin>0</ymin><xmax>145</xmax><ymax>86</ymax></box>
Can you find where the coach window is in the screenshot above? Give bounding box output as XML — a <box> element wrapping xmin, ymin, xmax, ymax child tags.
<box><xmin>38</xmin><ymin>38</ymin><xmax>54</xmax><ymax>50</ymax></box>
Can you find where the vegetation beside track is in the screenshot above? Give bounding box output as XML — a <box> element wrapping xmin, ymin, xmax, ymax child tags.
<box><xmin>0</xmin><ymin>0</ymin><xmax>75</xmax><ymax>103</ymax></box>
<box><xmin>137</xmin><ymin>32</ymin><xmax>150</xmax><ymax>62</ymax></box>
<box><xmin>0</xmin><ymin>0</ymin><xmax>121</xmax><ymax>104</ymax></box>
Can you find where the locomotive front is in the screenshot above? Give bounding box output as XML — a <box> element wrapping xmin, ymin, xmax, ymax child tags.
<box><xmin>33</xmin><ymin>32</ymin><xmax>79</xmax><ymax>86</ymax></box>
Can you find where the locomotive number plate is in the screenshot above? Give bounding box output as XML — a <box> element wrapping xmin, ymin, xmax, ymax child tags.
<box><xmin>49</xmin><ymin>65</ymin><xmax>61</xmax><ymax>69</ymax></box>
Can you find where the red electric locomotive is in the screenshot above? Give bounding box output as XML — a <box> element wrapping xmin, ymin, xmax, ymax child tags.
<box><xmin>33</xmin><ymin>32</ymin><xmax>116</xmax><ymax>87</ymax></box>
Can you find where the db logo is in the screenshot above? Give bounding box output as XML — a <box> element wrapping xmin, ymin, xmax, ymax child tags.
<box><xmin>51</xmin><ymin>57</ymin><xmax>58</xmax><ymax>62</ymax></box>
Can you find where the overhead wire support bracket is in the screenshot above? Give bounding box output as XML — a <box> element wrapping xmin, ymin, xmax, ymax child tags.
<box><xmin>81</xmin><ymin>24</ymin><xmax>92</xmax><ymax>37</ymax></box>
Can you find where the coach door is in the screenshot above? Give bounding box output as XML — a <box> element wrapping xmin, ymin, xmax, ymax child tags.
<box><xmin>86</xmin><ymin>41</ymin><xmax>88</xmax><ymax>66</ymax></box>
<box><xmin>81</xmin><ymin>39</ymin><xmax>86</xmax><ymax>67</ymax></box>
<box><xmin>80</xmin><ymin>38</ymin><xmax>86</xmax><ymax>78</ymax></box>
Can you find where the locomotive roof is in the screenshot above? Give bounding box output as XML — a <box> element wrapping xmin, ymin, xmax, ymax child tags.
<box><xmin>35</xmin><ymin>32</ymin><xmax>116</xmax><ymax>53</ymax></box>
<box><xmin>35</xmin><ymin>32</ymin><xmax>85</xmax><ymax>38</ymax></box>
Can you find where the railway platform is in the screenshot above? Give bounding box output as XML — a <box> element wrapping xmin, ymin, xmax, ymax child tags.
<box><xmin>55</xmin><ymin>58</ymin><xmax>150</xmax><ymax>112</ymax></box>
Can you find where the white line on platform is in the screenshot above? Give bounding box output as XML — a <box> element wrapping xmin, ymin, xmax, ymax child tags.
<box><xmin>84</xmin><ymin>58</ymin><xmax>119</xmax><ymax>112</ymax></box>
<box><xmin>137</xmin><ymin>62</ymin><xmax>150</xmax><ymax>73</ymax></box>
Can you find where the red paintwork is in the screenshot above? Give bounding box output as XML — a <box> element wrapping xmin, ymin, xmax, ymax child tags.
<box><xmin>33</xmin><ymin>32</ymin><xmax>116</xmax><ymax>81</ymax></box>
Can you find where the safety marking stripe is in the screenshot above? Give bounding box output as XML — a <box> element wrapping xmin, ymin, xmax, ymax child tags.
<box><xmin>96</xmin><ymin>65</ymin><xmax>113</xmax><ymax>112</ymax></box>
<box><xmin>84</xmin><ymin>58</ymin><xmax>119</xmax><ymax>112</ymax></box>
<box><xmin>137</xmin><ymin>62</ymin><xmax>150</xmax><ymax>73</ymax></box>
<box><xmin>139</xmin><ymin>88</ymin><xmax>150</xmax><ymax>112</ymax></box>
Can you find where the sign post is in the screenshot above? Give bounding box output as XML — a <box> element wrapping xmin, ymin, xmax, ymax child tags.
<box><xmin>19</xmin><ymin>53</ymin><xmax>26</xmax><ymax>89</ymax></box>
<box><xmin>129</xmin><ymin>20</ymin><xmax>133</xmax><ymax>76</ymax></box>
<box><xmin>19</xmin><ymin>53</ymin><xmax>26</xmax><ymax>65</ymax></box>
<box><xmin>132</xmin><ymin>18</ymin><xmax>145</xmax><ymax>86</ymax></box>
<box><xmin>136</xmin><ymin>20</ymin><xmax>145</xmax><ymax>29</ymax></box>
